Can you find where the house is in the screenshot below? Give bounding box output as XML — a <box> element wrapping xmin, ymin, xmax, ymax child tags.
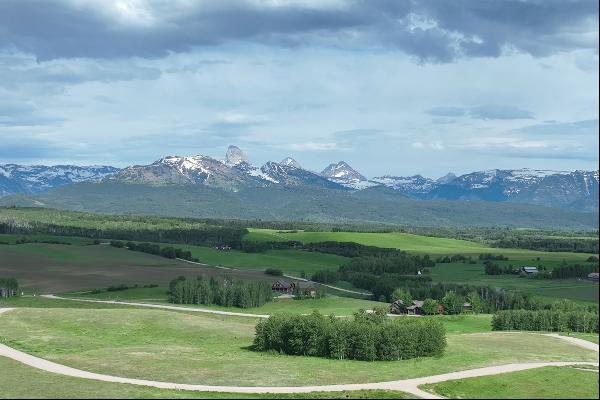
<box><xmin>389</xmin><ymin>299</ymin><xmax>424</xmax><ymax>315</ymax></box>
<box><xmin>271</xmin><ymin>280</ymin><xmax>296</xmax><ymax>294</ymax></box>
<box><xmin>294</xmin><ymin>282</ymin><xmax>317</xmax><ymax>298</ymax></box>
<box><xmin>406</xmin><ymin>300</ymin><xmax>424</xmax><ymax>315</ymax></box>
<box><xmin>588</xmin><ymin>272</ymin><xmax>599</xmax><ymax>282</ymax></box>
<box><xmin>520</xmin><ymin>266</ymin><xmax>539</xmax><ymax>275</ymax></box>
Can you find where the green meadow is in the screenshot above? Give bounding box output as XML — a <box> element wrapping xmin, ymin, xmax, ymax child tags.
<box><xmin>421</xmin><ymin>366</ymin><xmax>599</xmax><ymax>399</ymax></box>
<box><xmin>0</xmin><ymin>307</ymin><xmax>595</xmax><ymax>387</ymax></box>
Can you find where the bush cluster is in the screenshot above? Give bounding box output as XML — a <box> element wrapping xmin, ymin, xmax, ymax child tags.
<box><xmin>253</xmin><ymin>310</ymin><xmax>446</xmax><ymax>361</ymax></box>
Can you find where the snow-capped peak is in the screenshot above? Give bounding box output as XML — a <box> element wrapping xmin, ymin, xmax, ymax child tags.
<box><xmin>280</xmin><ymin>157</ymin><xmax>302</xmax><ymax>169</ymax></box>
<box><xmin>321</xmin><ymin>161</ymin><xmax>366</xmax><ymax>181</ymax></box>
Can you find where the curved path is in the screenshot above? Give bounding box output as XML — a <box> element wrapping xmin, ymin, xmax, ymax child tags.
<box><xmin>2</xmin><ymin>307</ymin><xmax>598</xmax><ymax>398</ymax></box>
<box><xmin>40</xmin><ymin>295</ymin><xmax>270</xmax><ymax>318</ymax></box>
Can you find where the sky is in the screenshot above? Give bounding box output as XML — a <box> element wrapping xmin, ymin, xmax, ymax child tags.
<box><xmin>0</xmin><ymin>0</ymin><xmax>598</xmax><ymax>178</ymax></box>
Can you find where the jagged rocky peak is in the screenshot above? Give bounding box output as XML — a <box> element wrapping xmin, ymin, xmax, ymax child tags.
<box><xmin>225</xmin><ymin>145</ymin><xmax>249</xmax><ymax>166</ymax></box>
<box><xmin>437</xmin><ymin>172</ymin><xmax>457</xmax><ymax>184</ymax></box>
<box><xmin>321</xmin><ymin>161</ymin><xmax>366</xmax><ymax>181</ymax></box>
<box><xmin>280</xmin><ymin>157</ymin><xmax>302</xmax><ymax>169</ymax></box>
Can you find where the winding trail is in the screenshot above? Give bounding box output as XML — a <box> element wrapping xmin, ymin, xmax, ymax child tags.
<box><xmin>1</xmin><ymin>306</ymin><xmax>598</xmax><ymax>398</ymax></box>
<box><xmin>40</xmin><ymin>295</ymin><xmax>270</xmax><ymax>318</ymax></box>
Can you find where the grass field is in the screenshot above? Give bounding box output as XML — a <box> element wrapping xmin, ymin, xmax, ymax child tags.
<box><xmin>1</xmin><ymin>230</ymin><xmax>597</xmax><ymax>302</ymax></box>
<box><xmin>0</xmin><ymin>308</ymin><xmax>595</xmax><ymax>387</ymax></box>
<box><xmin>163</xmin><ymin>243</ymin><xmax>349</xmax><ymax>276</ymax></box>
<box><xmin>246</xmin><ymin>229</ymin><xmax>596</xmax><ymax>261</ymax></box>
<box><xmin>0</xmin><ymin>358</ymin><xmax>414</xmax><ymax>399</ymax></box>
<box><xmin>421</xmin><ymin>366</ymin><xmax>599</xmax><ymax>399</ymax></box>
<box><xmin>430</xmin><ymin>262</ymin><xmax>599</xmax><ymax>303</ymax></box>
<box><xmin>0</xmin><ymin>243</ymin><xmax>273</xmax><ymax>294</ymax></box>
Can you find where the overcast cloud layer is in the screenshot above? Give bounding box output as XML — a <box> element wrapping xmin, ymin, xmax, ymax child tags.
<box><xmin>0</xmin><ymin>0</ymin><xmax>598</xmax><ymax>177</ymax></box>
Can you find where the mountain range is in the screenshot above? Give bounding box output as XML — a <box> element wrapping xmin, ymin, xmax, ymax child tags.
<box><xmin>1</xmin><ymin>146</ymin><xmax>598</xmax><ymax>229</ymax></box>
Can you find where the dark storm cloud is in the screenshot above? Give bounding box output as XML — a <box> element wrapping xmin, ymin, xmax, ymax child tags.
<box><xmin>0</xmin><ymin>0</ymin><xmax>596</xmax><ymax>61</ymax></box>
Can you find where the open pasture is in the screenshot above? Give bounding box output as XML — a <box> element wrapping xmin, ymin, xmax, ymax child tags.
<box><xmin>246</xmin><ymin>229</ymin><xmax>596</xmax><ymax>262</ymax></box>
<box><xmin>421</xmin><ymin>366</ymin><xmax>599</xmax><ymax>399</ymax></box>
<box><xmin>0</xmin><ymin>308</ymin><xmax>595</xmax><ymax>387</ymax></box>
<box><xmin>0</xmin><ymin>357</ymin><xmax>414</xmax><ymax>399</ymax></box>
<box><xmin>0</xmin><ymin>243</ymin><xmax>271</xmax><ymax>294</ymax></box>
<box><xmin>430</xmin><ymin>262</ymin><xmax>599</xmax><ymax>303</ymax></box>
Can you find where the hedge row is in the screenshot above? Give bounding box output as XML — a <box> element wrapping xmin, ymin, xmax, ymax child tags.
<box><xmin>253</xmin><ymin>310</ymin><xmax>446</xmax><ymax>361</ymax></box>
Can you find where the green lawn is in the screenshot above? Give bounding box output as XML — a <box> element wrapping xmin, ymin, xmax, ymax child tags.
<box><xmin>0</xmin><ymin>357</ymin><xmax>414</xmax><ymax>399</ymax></box>
<box><xmin>421</xmin><ymin>366</ymin><xmax>599</xmax><ymax>399</ymax></box>
<box><xmin>0</xmin><ymin>308</ymin><xmax>595</xmax><ymax>387</ymax></box>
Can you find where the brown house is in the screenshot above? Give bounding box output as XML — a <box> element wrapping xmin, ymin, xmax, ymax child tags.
<box><xmin>271</xmin><ymin>281</ymin><xmax>296</xmax><ymax>294</ymax></box>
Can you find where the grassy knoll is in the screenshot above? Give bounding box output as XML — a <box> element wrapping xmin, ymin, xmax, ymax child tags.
<box><xmin>421</xmin><ymin>366</ymin><xmax>599</xmax><ymax>399</ymax></box>
<box><xmin>0</xmin><ymin>357</ymin><xmax>414</xmax><ymax>399</ymax></box>
<box><xmin>0</xmin><ymin>308</ymin><xmax>595</xmax><ymax>387</ymax></box>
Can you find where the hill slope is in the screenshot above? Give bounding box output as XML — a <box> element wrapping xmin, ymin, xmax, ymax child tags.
<box><xmin>28</xmin><ymin>182</ymin><xmax>599</xmax><ymax>229</ymax></box>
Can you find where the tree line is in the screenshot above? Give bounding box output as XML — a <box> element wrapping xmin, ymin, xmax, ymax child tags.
<box><xmin>168</xmin><ymin>275</ymin><xmax>273</xmax><ymax>308</ymax></box>
<box><xmin>492</xmin><ymin>309</ymin><xmax>598</xmax><ymax>333</ymax></box>
<box><xmin>0</xmin><ymin>278</ymin><xmax>19</xmax><ymax>298</ymax></box>
<box><xmin>110</xmin><ymin>241</ymin><xmax>198</xmax><ymax>262</ymax></box>
<box><xmin>253</xmin><ymin>309</ymin><xmax>446</xmax><ymax>361</ymax></box>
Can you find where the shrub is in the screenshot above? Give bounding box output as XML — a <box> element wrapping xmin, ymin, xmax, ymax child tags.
<box><xmin>265</xmin><ymin>268</ymin><xmax>283</xmax><ymax>276</ymax></box>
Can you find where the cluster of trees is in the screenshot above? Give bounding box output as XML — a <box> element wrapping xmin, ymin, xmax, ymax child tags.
<box><xmin>494</xmin><ymin>237</ymin><xmax>599</xmax><ymax>254</ymax></box>
<box><xmin>90</xmin><ymin>283</ymin><xmax>159</xmax><ymax>294</ymax></box>
<box><xmin>265</xmin><ymin>268</ymin><xmax>283</xmax><ymax>276</ymax></box>
<box><xmin>0</xmin><ymin>277</ymin><xmax>19</xmax><ymax>298</ymax></box>
<box><xmin>551</xmin><ymin>263</ymin><xmax>598</xmax><ymax>279</ymax></box>
<box><xmin>253</xmin><ymin>309</ymin><xmax>446</xmax><ymax>361</ymax></box>
<box><xmin>483</xmin><ymin>261</ymin><xmax>515</xmax><ymax>275</ymax></box>
<box><xmin>340</xmin><ymin>253</ymin><xmax>435</xmax><ymax>276</ymax></box>
<box><xmin>479</xmin><ymin>253</ymin><xmax>509</xmax><ymax>261</ymax></box>
<box><xmin>168</xmin><ymin>276</ymin><xmax>273</xmax><ymax>308</ymax></box>
<box><xmin>435</xmin><ymin>254</ymin><xmax>475</xmax><ymax>264</ymax></box>
<box><xmin>492</xmin><ymin>309</ymin><xmax>599</xmax><ymax>333</ymax></box>
<box><xmin>110</xmin><ymin>241</ymin><xmax>198</xmax><ymax>262</ymax></box>
<box><xmin>304</xmin><ymin>242</ymin><xmax>403</xmax><ymax>258</ymax></box>
<box><xmin>0</xmin><ymin>210</ymin><xmax>248</xmax><ymax>249</ymax></box>
<box><xmin>310</xmin><ymin>269</ymin><xmax>340</xmax><ymax>284</ymax></box>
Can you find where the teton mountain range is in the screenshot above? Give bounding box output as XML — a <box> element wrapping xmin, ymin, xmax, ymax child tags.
<box><xmin>2</xmin><ymin>145</ymin><xmax>597</xmax><ymax>211</ymax></box>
